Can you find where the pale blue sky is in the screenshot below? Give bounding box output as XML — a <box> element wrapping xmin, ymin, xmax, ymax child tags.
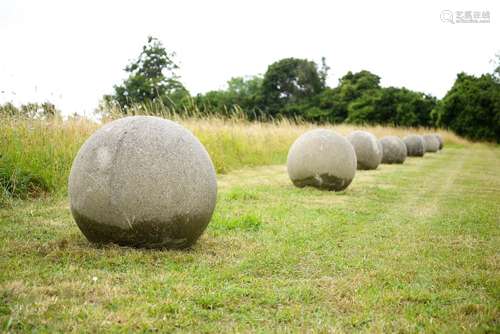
<box><xmin>0</xmin><ymin>0</ymin><xmax>498</xmax><ymax>116</ymax></box>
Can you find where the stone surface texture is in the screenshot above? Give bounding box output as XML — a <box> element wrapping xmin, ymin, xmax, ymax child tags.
<box><xmin>347</xmin><ymin>130</ymin><xmax>382</xmax><ymax>170</ymax></box>
<box><xmin>434</xmin><ymin>134</ymin><xmax>444</xmax><ymax>150</ymax></box>
<box><xmin>69</xmin><ymin>116</ymin><xmax>217</xmax><ymax>249</ymax></box>
<box><xmin>380</xmin><ymin>136</ymin><xmax>407</xmax><ymax>164</ymax></box>
<box><xmin>423</xmin><ymin>134</ymin><xmax>440</xmax><ymax>153</ymax></box>
<box><xmin>287</xmin><ymin>129</ymin><xmax>356</xmax><ymax>191</ymax></box>
<box><xmin>403</xmin><ymin>135</ymin><xmax>425</xmax><ymax>157</ymax></box>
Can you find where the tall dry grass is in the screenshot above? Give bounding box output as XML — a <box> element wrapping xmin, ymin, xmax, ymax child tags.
<box><xmin>0</xmin><ymin>112</ymin><xmax>468</xmax><ymax>205</ymax></box>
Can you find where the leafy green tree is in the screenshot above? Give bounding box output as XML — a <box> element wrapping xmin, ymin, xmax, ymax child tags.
<box><xmin>398</xmin><ymin>91</ymin><xmax>436</xmax><ymax>126</ymax></box>
<box><xmin>493</xmin><ymin>53</ymin><xmax>500</xmax><ymax>82</ymax></box>
<box><xmin>0</xmin><ymin>102</ymin><xmax>19</xmax><ymax>117</ymax></box>
<box><xmin>345</xmin><ymin>89</ymin><xmax>381</xmax><ymax>124</ymax></box>
<box><xmin>226</xmin><ymin>75</ymin><xmax>263</xmax><ymax>118</ymax></box>
<box><xmin>318</xmin><ymin>57</ymin><xmax>330</xmax><ymax>88</ymax></box>
<box><xmin>339</xmin><ymin>70</ymin><xmax>381</xmax><ymax>97</ymax></box>
<box><xmin>260</xmin><ymin>58</ymin><xmax>324</xmax><ymax>117</ymax></box>
<box><xmin>433</xmin><ymin>72</ymin><xmax>500</xmax><ymax>142</ymax></box>
<box><xmin>301</xmin><ymin>70</ymin><xmax>381</xmax><ymax>124</ymax></box>
<box><xmin>0</xmin><ymin>102</ymin><xmax>60</xmax><ymax>119</ymax></box>
<box><xmin>329</xmin><ymin>71</ymin><xmax>381</xmax><ymax>121</ymax></box>
<box><xmin>194</xmin><ymin>90</ymin><xmax>232</xmax><ymax>116</ymax></box>
<box><xmin>226</xmin><ymin>76</ymin><xmax>262</xmax><ymax>96</ymax></box>
<box><xmin>347</xmin><ymin>87</ymin><xmax>436</xmax><ymax>126</ymax></box>
<box><xmin>108</xmin><ymin>36</ymin><xmax>189</xmax><ymax>111</ymax></box>
<box><xmin>195</xmin><ymin>75</ymin><xmax>263</xmax><ymax>119</ymax></box>
<box><xmin>39</xmin><ymin>102</ymin><xmax>59</xmax><ymax>118</ymax></box>
<box><xmin>302</xmin><ymin>87</ymin><xmax>348</xmax><ymax>123</ymax></box>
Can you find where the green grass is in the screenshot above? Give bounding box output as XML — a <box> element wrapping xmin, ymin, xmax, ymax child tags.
<box><xmin>1</xmin><ymin>144</ymin><xmax>499</xmax><ymax>332</ymax></box>
<box><xmin>0</xmin><ymin>114</ymin><xmax>469</xmax><ymax>203</ymax></box>
<box><xmin>0</xmin><ymin>116</ymin><xmax>298</xmax><ymax>201</ymax></box>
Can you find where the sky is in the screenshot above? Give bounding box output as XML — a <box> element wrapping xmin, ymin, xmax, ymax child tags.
<box><xmin>0</xmin><ymin>0</ymin><xmax>499</xmax><ymax>116</ymax></box>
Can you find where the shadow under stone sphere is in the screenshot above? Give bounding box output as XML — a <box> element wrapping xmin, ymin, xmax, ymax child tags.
<box><xmin>287</xmin><ymin>129</ymin><xmax>357</xmax><ymax>191</ymax></box>
<box><xmin>68</xmin><ymin>116</ymin><xmax>217</xmax><ymax>249</ymax></box>
<box><xmin>347</xmin><ymin>130</ymin><xmax>382</xmax><ymax>170</ymax></box>
<box><xmin>423</xmin><ymin>134</ymin><xmax>439</xmax><ymax>153</ymax></box>
<box><xmin>380</xmin><ymin>136</ymin><xmax>407</xmax><ymax>164</ymax></box>
<box><xmin>403</xmin><ymin>135</ymin><xmax>425</xmax><ymax>157</ymax></box>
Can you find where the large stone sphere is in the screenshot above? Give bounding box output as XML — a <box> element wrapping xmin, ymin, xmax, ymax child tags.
<box><xmin>433</xmin><ymin>134</ymin><xmax>444</xmax><ymax>150</ymax></box>
<box><xmin>376</xmin><ymin>139</ymin><xmax>383</xmax><ymax>162</ymax></box>
<box><xmin>287</xmin><ymin>129</ymin><xmax>356</xmax><ymax>191</ymax></box>
<box><xmin>68</xmin><ymin>116</ymin><xmax>217</xmax><ymax>249</ymax></box>
<box><xmin>423</xmin><ymin>134</ymin><xmax>439</xmax><ymax>153</ymax></box>
<box><xmin>380</xmin><ymin>136</ymin><xmax>407</xmax><ymax>164</ymax></box>
<box><xmin>403</xmin><ymin>134</ymin><xmax>425</xmax><ymax>157</ymax></box>
<box><xmin>347</xmin><ymin>130</ymin><xmax>382</xmax><ymax>170</ymax></box>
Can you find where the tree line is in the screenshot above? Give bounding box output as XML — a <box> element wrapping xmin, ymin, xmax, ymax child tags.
<box><xmin>2</xmin><ymin>36</ymin><xmax>499</xmax><ymax>142</ymax></box>
<box><xmin>102</xmin><ymin>37</ymin><xmax>499</xmax><ymax>142</ymax></box>
<box><xmin>0</xmin><ymin>102</ymin><xmax>59</xmax><ymax>119</ymax></box>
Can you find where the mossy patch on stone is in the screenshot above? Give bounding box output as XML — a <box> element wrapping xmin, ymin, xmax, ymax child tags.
<box><xmin>292</xmin><ymin>174</ymin><xmax>352</xmax><ymax>191</ymax></box>
<box><xmin>72</xmin><ymin>209</ymin><xmax>206</xmax><ymax>249</ymax></box>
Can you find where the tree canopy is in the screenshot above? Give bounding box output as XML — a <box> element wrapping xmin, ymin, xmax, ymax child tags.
<box><xmin>260</xmin><ymin>58</ymin><xmax>324</xmax><ymax>118</ymax></box>
<box><xmin>100</xmin><ymin>37</ymin><xmax>499</xmax><ymax>142</ymax></box>
<box><xmin>194</xmin><ymin>75</ymin><xmax>263</xmax><ymax>119</ymax></box>
<box><xmin>0</xmin><ymin>102</ymin><xmax>60</xmax><ymax>119</ymax></box>
<box><xmin>107</xmin><ymin>36</ymin><xmax>188</xmax><ymax>111</ymax></box>
<box><xmin>432</xmin><ymin>72</ymin><xmax>500</xmax><ymax>142</ymax></box>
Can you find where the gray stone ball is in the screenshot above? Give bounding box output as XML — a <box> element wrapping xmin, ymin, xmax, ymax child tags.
<box><xmin>287</xmin><ymin>129</ymin><xmax>356</xmax><ymax>191</ymax></box>
<box><xmin>403</xmin><ymin>134</ymin><xmax>425</xmax><ymax>157</ymax></box>
<box><xmin>376</xmin><ymin>139</ymin><xmax>383</xmax><ymax>162</ymax></box>
<box><xmin>423</xmin><ymin>134</ymin><xmax>439</xmax><ymax>153</ymax></box>
<box><xmin>433</xmin><ymin>134</ymin><xmax>444</xmax><ymax>150</ymax></box>
<box><xmin>68</xmin><ymin>116</ymin><xmax>217</xmax><ymax>249</ymax></box>
<box><xmin>347</xmin><ymin>130</ymin><xmax>382</xmax><ymax>170</ymax></box>
<box><xmin>380</xmin><ymin>136</ymin><xmax>407</xmax><ymax>164</ymax></box>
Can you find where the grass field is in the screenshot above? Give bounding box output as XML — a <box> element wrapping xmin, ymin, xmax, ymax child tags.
<box><xmin>1</xmin><ymin>140</ymin><xmax>499</xmax><ymax>332</ymax></box>
<box><xmin>0</xmin><ymin>115</ymin><xmax>468</xmax><ymax>205</ymax></box>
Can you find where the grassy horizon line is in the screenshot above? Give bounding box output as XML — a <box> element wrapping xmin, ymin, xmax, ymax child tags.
<box><xmin>1</xmin><ymin>109</ymin><xmax>472</xmax><ymax>207</ymax></box>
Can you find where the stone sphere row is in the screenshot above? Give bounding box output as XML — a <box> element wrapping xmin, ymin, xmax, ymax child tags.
<box><xmin>286</xmin><ymin>130</ymin><xmax>443</xmax><ymax>191</ymax></box>
<box><xmin>69</xmin><ymin>116</ymin><xmax>443</xmax><ymax>249</ymax></box>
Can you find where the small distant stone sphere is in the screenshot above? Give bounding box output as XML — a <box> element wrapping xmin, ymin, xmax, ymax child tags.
<box><xmin>287</xmin><ymin>129</ymin><xmax>357</xmax><ymax>191</ymax></box>
<box><xmin>403</xmin><ymin>135</ymin><xmax>425</xmax><ymax>157</ymax></box>
<box><xmin>380</xmin><ymin>136</ymin><xmax>407</xmax><ymax>164</ymax></box>
<box><xmin>433</xmin><ymin>134</ymin><xmax>444</xmax><ymax>150</ymax></box>
<box><xmin>423</xmin><ymin>134</ymin><xmax>440</xmax><ymax>153</ymax></box>
<box><xmin>347</xmin><ymin>130</ymin><xmax>382</xmax><ymax>170</ymax></box>
<box><xmin>68</xmin><ymin>116</ymin><xmax>217</xmax><ymax>249</ymax></box>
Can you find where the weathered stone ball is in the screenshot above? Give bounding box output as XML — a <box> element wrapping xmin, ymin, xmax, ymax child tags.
<box><xmin>376</xmin><ymin>139</ymin><xmax>383</xmax><ymax>162</ymax></box>
<box><xmin>433</xmin><ymin>134</ymin><xmax>444</xmax><ymax>150</ymax></box>
<box><xmin>347</xmin><ymin>130</ymin><xmax>382</xmax><ymax>170</ymax></box>
<box><xmin>380</xmin><ymin>136</ymin><xmax>407</xmax><ymax>164</ymax></box>
<box><xmin>287</xmin><ymin>129</ymin><xmax>356</xmax><ymax>191</ymax></box>
<box><xmin>68</xmin><ymin>116</ymin><xmax>217</xmax><ymax>249</ymax></box>
<box><xmin>403</xmin><ymin>134</ymin><xmax>425</xmax><ymax>157</ymax></box>
<box><xmin>423</xmin><ymin>134</ymin><xmax>439</xmax><ymax>153</ymax></box>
